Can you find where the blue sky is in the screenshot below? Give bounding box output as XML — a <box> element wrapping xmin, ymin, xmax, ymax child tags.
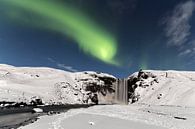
<box><xmin>0</xmin><ymin>0</ymin><xmax>195</xmax><ymax>78</ymax></box>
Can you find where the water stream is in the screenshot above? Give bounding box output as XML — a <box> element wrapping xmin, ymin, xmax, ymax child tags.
<box><xmin>115</xmin><ymin>79</ymin><xmax>128</xmax><ymax>104</ymax></box>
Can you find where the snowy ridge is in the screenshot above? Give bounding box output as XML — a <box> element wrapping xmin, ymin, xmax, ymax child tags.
<box><xmin>0</xmin><ymin>64</ymin><xmax>116</xmax><ymax>105</ymax></box>
<box><xmin>128</xmin><ymin>70</ymin><xmax>195</xmax><ymax>107</ymax></box>
<box><xmin>1</xmin><ymin>64</ymin><xmax>195</xmax><ymax>107</ymax></box>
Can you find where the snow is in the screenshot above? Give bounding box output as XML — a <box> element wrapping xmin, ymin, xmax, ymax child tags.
<box><xmin>129</xmin><ymin>70</ymin><xmax>195</xmax><ymax>107</ymax></box>
<box><xmin>0</xmin><ymin>64</ymin><xmax>116</xmax><ymax>105</ymax></box>
<box><xmin>1</xmin><ymin>64</ymin><xmax>195</xmax><ymax>107</ymax></box>
<box><xmin>1</xmin><ymin>64</ymin><xmax>195</xmax><ymax>128</ymax></box>
<box><xmin>32</xmin><ymin>108</ymin><xmax>43</xmax><ymax>113</ymax></box>
<box><xmin>19</xmin><ymin>104</ymin><xmax>195</xmax><ymax>129</ymax></box>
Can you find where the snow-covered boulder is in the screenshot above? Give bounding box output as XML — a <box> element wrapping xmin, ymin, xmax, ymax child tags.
<box><xmin>32</xmin><ymin>108</ymin><xmax>43</xmax><ymax>113</ymax></box>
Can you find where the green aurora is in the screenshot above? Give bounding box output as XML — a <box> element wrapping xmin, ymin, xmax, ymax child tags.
<box><xmin>2</xmin><ymin>0</ymin><xmax>118</xmax><ymax>65</ymax></box>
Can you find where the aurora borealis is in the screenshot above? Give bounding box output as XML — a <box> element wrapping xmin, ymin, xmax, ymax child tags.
<box><xmin>0</xmin><ymin>0</ymin><xmax>195</xmax><ymax>77</ymax></box>
<box><xmin>2</xmin><ymin>0</ymin><xmax>118</xmax><ymax>65</ymax></box>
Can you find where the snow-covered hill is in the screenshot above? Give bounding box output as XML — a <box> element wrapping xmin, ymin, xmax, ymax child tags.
<box><xmin>128</xmin><ymin>70</ymin><xmax>195</xmax><ymax>107</ymax></box>
<box><xmin>1</xmin><ymin>64</ymin><xmax>195</xmax><ymax>107</ymax></box>
<box><xmin>0</xmin><ymin>64</ymin><xmax>116</xmax><ymax>106</ymax></box>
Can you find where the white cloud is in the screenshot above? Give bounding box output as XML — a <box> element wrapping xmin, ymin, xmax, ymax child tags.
<box><xmin>163</xmin><ymin>0</ymin><xmax>195</xmax><ymax>46</ymax></box>
<box><xmin>57</xmin><ymin>63</ymin><xmax>77</xmax><ymax>72</ymax></box>
<box><xmin>47</xmin><ymin>58</ymin><xmax>77</xmax><ymax>72</ymax></box>
<box><xmin>178</xmin><ymin>49</ymin><xmax>192</xmax><ymax>56</ymax></box>
<box><xmin>178</xmin><ymin>40</ymin><xmax>195</xmax><ymax>57</ymax></box>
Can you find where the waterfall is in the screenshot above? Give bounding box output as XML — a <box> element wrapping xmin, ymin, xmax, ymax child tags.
<box><xmin>115</xmin><ymin>78</ymin><xmax>128</xmax><ymax>104</ymax></box>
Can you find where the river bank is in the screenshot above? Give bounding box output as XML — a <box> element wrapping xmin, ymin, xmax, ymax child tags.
<box><xmin>0</xmin><ymin>104</ymin><xmax>92</xmax><ymax>129</ymax></box>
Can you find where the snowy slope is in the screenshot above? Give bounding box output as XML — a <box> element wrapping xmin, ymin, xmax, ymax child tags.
<box><xmin>128</xmin><ymin>70</ymin><xmax>195</xmax><ymax>107</ymax></box>
<box><xmin>0</xmin><ymin>64</ymin><xmax>116</xmax><ymax>105</ymax></box>
<box><xmin>1</xmin><ymin>64</ymin><xmax>195</xmax><ymax>107</ymax></box>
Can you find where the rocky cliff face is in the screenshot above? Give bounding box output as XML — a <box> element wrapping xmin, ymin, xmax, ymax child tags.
<box><xmin>69</xmin><ymin>71</ymin><xmax>116</xmax><ymax>105</ymax></box>
<box><xmin>127</xmin><ymin>70</ymin><xmax>159</xmax><ymax>103</ymax></box>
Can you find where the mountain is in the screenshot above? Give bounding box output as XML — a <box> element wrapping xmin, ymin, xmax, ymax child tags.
<box><xmin>128</xmin><ymin>70</ymin><xmax>195</xmax><ymax>107</ymax></box>
<box><xmin>0</xmin><ymin>64</ymin><xmax>116</xmax><ymax>106</ymax></box>
<box><xmin>1</xmin><ymin>64</ymin><xmax>195</xmax><ymax>107</ymax></box>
